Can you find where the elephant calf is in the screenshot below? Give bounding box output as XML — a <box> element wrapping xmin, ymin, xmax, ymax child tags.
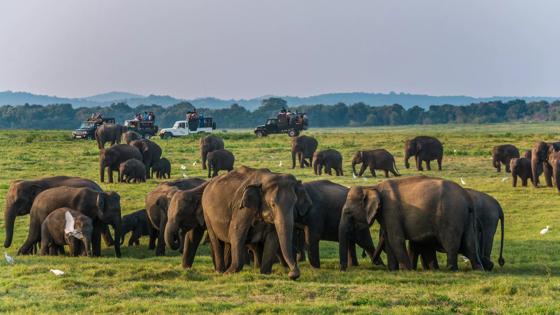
<box><xmin>41</xmin><ymin>208</ymin><xmax>93</xmax><ymax>256</ymax></box>
<box><xmin>352</xmin><ymin>149</ymin><xmax>400</xmax><ymax>178</ymax></box>
<box><xmin>122</xmin><ymin>131</ymin><xmax>142</xmax><ymax>144</ymax></box>
<box><xmin>119</xmin><ymin>159</ymin><xmax>147</xmax><ymax>183</ymax></box>
<box><xmin>207</xmin><ymin>149</ymin><xmax>235</xmax><ymax>178</ymax></box>
<box><xmin>510</xmin><ymin>157</ymin><xmax>538</xmax><ymax>187</ymax></box>
<box><xmin>313</xmin><ymin>149</ymin><xmax>343</xmax><ymax>176</ymax></box>
<box><xmin>152</xmin><ymin>157</ymin><xmax>171</xmax><ymax>179</ymax></box>
<box><xmin>121</xmin><ymin>209</ymin><xmax>156</xmax><ymax>247</ymax></box>
<box><xmin>492</xmin><ymin>144</ymin><xmax>520</xmax><ymax>173</ymax></box>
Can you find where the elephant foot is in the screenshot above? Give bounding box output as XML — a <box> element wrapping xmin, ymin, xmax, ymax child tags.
<box><xmin>372</xmin><ymin>258</ymin><xmax>385</xmax><ymax>266</ymax></box>
<box><xmin>288</xmin><ymin>268</ymin><xmax>300</xmax><ymax>280</ymax></box>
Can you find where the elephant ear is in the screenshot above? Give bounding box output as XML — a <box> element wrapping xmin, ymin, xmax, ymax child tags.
<box><xmin>362</xmin><ymin>188</ymin><xmax>381</xmax><ymax>226</ymax></box>
<box><xmin>96</xmin><ymin>193</ymin><xmax>106</xmax><ymax>218</ymax></box>
<box><xmin>359</xmin><ymin>151</ymin><xmax>364</xmax><ymax>160</ymax></box>
<box><xmin>416</xmin><ymin>141</ymin><xmax>423</xmax><ymax>152</ymax></box>
<box><xmin>195</xmin><ymin>207</ymin><xmax>205</xmax><ymax>227</ymax></box>
<box><xmin>241</xmin><ymin>184</ymin><xmax>262</xmax><ymax>210</ymax></box>
<box><xmin>295</xmin><ymin>181</ymin><xmax>312</xmax><ymax>218</ymax></box>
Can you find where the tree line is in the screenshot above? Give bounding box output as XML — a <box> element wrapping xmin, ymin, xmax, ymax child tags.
<box><xmin>0</xmin><ymin>97</ymin><xmax>559</xmax><ymax>130</ymax></box>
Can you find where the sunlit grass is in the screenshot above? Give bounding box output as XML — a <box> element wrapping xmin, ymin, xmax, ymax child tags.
<box><xmin>0</xmin><ymin>123</ymin><xmax>559</xmax><ymax>313</ymax></box>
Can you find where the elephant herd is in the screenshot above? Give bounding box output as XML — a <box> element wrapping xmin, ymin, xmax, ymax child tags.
<box><xmin>3</xmin><ymin>132</ymin><xmax>511</xmax><ymax>281</ymax></box>
<box><xmin>494</xmin><ymin>141</ymin><xmax>560</xmax><ymax>191</ymax></box>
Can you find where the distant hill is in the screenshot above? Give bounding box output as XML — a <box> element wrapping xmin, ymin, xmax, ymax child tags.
<box><xmin>0</xmin><ymin>90</ymin><xmax>558</xmax><ymax>110</ymax></box>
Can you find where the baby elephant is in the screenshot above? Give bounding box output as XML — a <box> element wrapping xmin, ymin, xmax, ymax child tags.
<box><xmin>41</xmin><ymin>208</ymin><xmax>93</xmax><ymax>256</ymax></box>
<box><xmin>119</xmin><ymin>159</ymin><xmax>147</xmax><ymax>183</ymax></box>
<box><xmin>351</xmin><ymin>149</ymin><xmax>400</xmax><ymax>178</ymax></box>
<box><xmin>152</xmin><ymin>157</ymin><xmax>171</xmax><ymax>179</ymax></box>
<box><xmin>510</xmin><ymin>156</ymin><xmax>541</xmax><ymax>187</ymax></box>
<box><xmin>121</xmin><ymin>209</ymin><xmax>156</xmax><ymax>247</ymax></box>
<box><xmin>313</xmin><ymin>149</ymin><xmax>343</xmax><ymax>176</ymax></box>
<box><xmin>207</xmin><ymin>149</ymin><xmax>235</xmax><ymax>178</ymax></box>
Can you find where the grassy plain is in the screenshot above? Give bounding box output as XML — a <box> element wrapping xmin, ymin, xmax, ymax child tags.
<box><xmin>0</xmin><ymin>123</ymin><xmax>559</xmax><ymax>314</ymax></box>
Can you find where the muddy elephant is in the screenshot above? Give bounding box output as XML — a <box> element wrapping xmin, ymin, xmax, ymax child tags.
<box><xmin>291</xmin><ymin>135</ymin><xmax>318</xmax><ymax>169</ymax></box>
<box><xmin>120</xmin><ymin>209</ymin><xmax>156</xmax><ymax>247</ymax></box>
<box><xmin>404</xmin><ymin>136</ymin><xmax>443</xmax><ymax>171</ymax></box>
<box><xmin>130</xmin><ymin>139</ymin><xmax>162</xmax><ymax>179</ymax></box>
<box><xmin>4</xmin><ymin>176</ymin><xmax>103</xmax><ymax>249</ymax></box>
<box><xmin>511</xmin><ymin>157</ymin><xmax>539</xmax><ymax>187</ymax></box>
<box><xmin>295</xmin><ymin>180</ymin><xmax>383</xmax><ymax>268</ymax></box>
<box><xmin>531</xmin><ymin>141</ymin><xmax>560</xmax><ymax>187</ymax></box>
<box><xmin>339</xmin><ymin>176</ymin><xmax>482</xmax><ymax>271</ymax></box>
<box><xmin>492</xmin><ymin>144</ymin><xmax>520</xmax><ymax>173</ymax></box>
<box><xmin>207</xmin><ymin>149</ymin><xmax>235</xmax><ymax>178</ymax></box>
<box><xmin>122</xmin><ymin>131</ymin><xmax>142</xmax><ymax>144</ymax></box>
<box><xmin>406</xmin><ymin>189</ymin><xmax>505</xmax><ymax>271</ymax></box>
<box><xmin>18</xmin><ymin>187</ymin><xmax>122</xmax><ymax>257</ymax></box>
<box><xmin>352</xmin><ymin>149</ymin><xmax>400</xmax><ymax>178</ymax></box>
<box><xmin>41</xmin><ymin>208</ymin><xmax>93</xmax><ymax>256</ymax></box>
<box><xmin>145</xmin><ymin>178</ymin><xmax>207</xmax><ymax>256</ymax></box>
<box><xmin>202</xmin><ymin>167</ymin><xmax>312</xmax><ymax>279</ymax></box>
<box><xmin>119</xmin><ymin>159</ymin><xmax>147</xmax><ymax>183</ymax></box>
<box><xmin>96</xmin><ymin>123</ymin><xmax>127</xmax><ymax>149</ymax></box>
<box><xmin>313</xmin><ymin>149</ymin><xmax>343</xmax><ymax>176</ymax></box>
<box><xmin>200</xmin><ymin>135</ymin><xmax>224</xmax><ymax>170</ymax></box>
<box><xmin>152</xmin><ymin>157</ymin><xmax>171</xmax><ymax>179</ymax></box>
<box><xmin>100</xmin><ymin>144</ymin><xmax>143</xmax><ymax>183</ymax></box>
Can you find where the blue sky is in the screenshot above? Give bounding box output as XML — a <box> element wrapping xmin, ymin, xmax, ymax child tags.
<box><xmin>0</xmin><ymin>0</ymin><xmax>558</xmax><ymax>99</ymax></box>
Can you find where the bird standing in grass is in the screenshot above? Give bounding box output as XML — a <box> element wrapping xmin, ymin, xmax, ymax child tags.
<box><xmin>540</xmin><ymin>226</ymin><xmax>550</xmax><ymax>235</ymax></box>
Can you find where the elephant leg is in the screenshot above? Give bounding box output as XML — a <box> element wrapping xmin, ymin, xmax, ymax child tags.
<box><xmin>348</xmin><ymin>241</ymin><xmax>359</xmax><ymax>266</ymax></box>
<box><xmin>182</xmin><ymin>226</ymin><xmax>205</xmax><ymax>269</ymax></box>
<box><xmin>206</xmin><ymin>224</ymin><xmax>225</xmax><ymax>273</ymax></box>
<box><xmin>129</xmin><ymin>227</ymin><xmax>141</xmax><ymax>246</ymax></box>
<box><xmin>40</xmin><ymin>229</ymin><xmax>51</xmax><ymax>256</ymax></box>
<box><xmin>440</xmin><ymin>235</ymin><xmax>461</xmax><ymax>271</ymax></box>
<box><xmin>336</xmin><ymin>167</ymin><xmax>343</xmax><ymax>176</ymax></box>
<box><xmin>426</xmin><ymin>160</ymin><xmax>432</xmax><ymax>171</ymax></box>
<box><xmin>386</xmin><ymin>231</ymin><xmax>411</xmax><ymax>270</ymax></box>
<box><xmin>18</xmin><ymin>218</ymin><xmax>42</xmax><ymax>255</ymax></box>
<box><xmin>91</xmin><ymin>221</ymin><xmax>102</xmax><ymax>257</ymax></box>
<box><xmin>261</xmin><ymin>233</ymin><xmax>280</xmax><ymax>274</ymax></box>
<box><xmin>225</xmin><ymin>229</ymin><xmax>249</xmax><ymax>273</ymax></box>
<box><xmin>355</xmin><ymin>228</ymin><xmax>383</xmax><ymax>266</ymax></box>
<box><xmin>408</xmin><ymin>241</ymin><xmax>420</xmax><ymax>270</ymax></box>
<box><xmin>384</xmin><ymin>170</ymin><xmax>389</xmax><ymax>178</ymax></box>
<box><xmin>370</xmin><ymin>168</ymin><xmax>377</xmax><ymax>177</ymax></box>
<box><xmin>155</xmin><ymin>216</ymin><xmax>166</xmax><ymax>256</ymax></box>
<box><xmin>521</xmin><ymin>176</ymin><xmax>528</xmax><ymax>187</ymax></box>
<box><xmin>358</xmin><ymin>163</ymin><xmax>367</xmax><ymax>176</ymax></box>
<box><xmin>544</xmin><ymin>163</ymin><xmax>553</xmax><ymax>187</ymax></box>
<box><xmin>437</xmin><ymin>158</ymin><xmax>442</xmax><ymax>171</ymax></box>
<box><xmin>101</xmin><ymin>224</ymin><xmax>114</xmax><ymax>247</ymax></box>
<box><xmin>505</xmin><ymin>159</ymin><xmax>511</xmax><ymax>173</ymax></box>
<box><xmin>385</xmin><ymin>243</ymin><xmax>399</xmax><ymax>271</ymax></box>
<box><xmin>416</xmin><ymin>155</ymin><xmax>423</xmax><ymax>171</ymax></box>
<box><xmin>305</xmin><ymin>231</ymin><xmax>321</xmax><ymax>269</ymax></box>
<box><xmin>148</xmin><ymin>225</ymin><xmax>157</xmax><ymax>250</ymax></box>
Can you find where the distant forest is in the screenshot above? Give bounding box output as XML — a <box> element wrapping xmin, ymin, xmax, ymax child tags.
<box><xmin>0</xmin><ymin>97</ymin><xmax>559</xmax><ymax>129</ymax></box>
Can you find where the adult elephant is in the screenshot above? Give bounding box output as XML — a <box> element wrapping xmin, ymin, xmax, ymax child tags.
<box><xmin>492</xmin><ymin>144</ymin><xmax>520</xmax><ymax>173</ymax></box>
<box><xmin>200</xmin><ymin>135</ymin><xmax>224</xmax><ymax>170</ymax></box>
<box><xmin>4</xmin><ymin>176</ymin><xmax>102</xmax><ymax>249</ymax></box>
<box><xmin>130</xmin><ymin>139</ymin><xmax>162</xmax><ymax>179</ymax></box>
<box><xmin>202</xmin><ymin>167</ymin><xmax>312</xmax><ymax>280</ymax></box>
<box><xmin>17</xmin><ymin>187</ymin><xmax>122</xmax><ymax>257</ymax></box>
<box><xmin>404</xmin><ymin>136</ymin><xmax>443</xmax><ymax>171</ymax></box>
<box><xmin>352</xmin><ymin>149</ymin><xmax>400</xmax><ymax>178</ymax></box>
<box><xmin>122</xmin><ymin>131</ymin><xmax>142</xmax><ymax>144</ymax></box>
<box><xmin>531</xmin><ymin>141</ymin><xmax>560</xmax><ymax>187</ymax></box>
<box><xmin>295</xmin><ymin>180</ymin><xmax>383</xmax><ymax>268</ymax></box>
<box><xmin>145</xmin><ymin>178</ymin><xmax>206</xmax><ymax>256</ymax></box>
<box><xmin>99</xmin><ymin>144</ymin><xmax>143</xmax><ymax>183</ymax></box>
<box><xmin>291</xmin><ymin>135</ymin><xmax>318</xmax><ymax>169</ymax></box>
<box><xmin>95</xmin><ymin>123</ymin><xmax>127</xmax><ymax>149</ymax></box>
<box><xmin>313</xmin><ymin>149</ymin><xmax>343</xmax><ymax>176</ymax></box>
<box><xmin>339</xmin><ymin>176</ymin><xmax>482</xmax><ymax>271</ymax></box>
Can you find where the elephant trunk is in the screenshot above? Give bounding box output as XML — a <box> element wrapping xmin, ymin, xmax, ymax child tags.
<box><xmin>100</xmin><ymin>159</ymin><xmax>105</xmax><ymax>183</ymax></box>
<box><xmin>351</xmin><ymin>160</ymin><xmax>358</xmax><ymax>176</ymax></box>
<box><xmin>404</xmin><ymin>152</ymin><xmax>410</xmax><ymax>169</ymax></box>
<box><xmin>291</xmin><ymin>150</ymin><xmax>296</xmax><ymax>169</ymax></box>
<box><xmin>313</xmin><ymin>159</ymin><xmax>319</xmax><ymax>175</ymax></box>
<box><xmin>511</xmin><ymin>166</ymin><xmax>518</xmax><ymax>187</ymax></box>
<box><xmin>274</xmin><ymin>215</ymin><xmax>300</xmax><ymax>280</ymax></box>
<box><xmin>83</xmin><ymin>236</ymin><xmax>93</xmax><ymax>257</ymax></box>
<box><xmin>3</xmin><ymin>205</ymin><xmax>17</xmax><ymax>248</ymax></box>
<box><xmin>112</xmin><ymin>219</ymin><xmax>122</xmax><ymax>258</ymax></box>
<box><xmin>531</xmin><ymin>157</ymin><xmax>539</xmax><ymax>187</ymax></box>
<box><xmin>164</xmin><ymin>221</ymin><xmax>181</xmax><ymax>251</ymax></box>
<box><xmin>338</xmin><ymin>215</ymin><xmax>350</xmax><ymax>271</ymax></box>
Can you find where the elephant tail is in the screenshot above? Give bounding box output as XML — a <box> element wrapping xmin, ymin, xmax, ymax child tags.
<box><xmin>498</xmin><ymin>209</ymin><xmax>505</xmax><ymax>267</ymax></box>
<box><xmin>392</xmin><ymin>160</ymin><xmax>401</xmax><ymax>176</ymax></box>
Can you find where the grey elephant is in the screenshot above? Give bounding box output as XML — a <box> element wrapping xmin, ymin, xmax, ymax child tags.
<box><xmin>145</xmin><ymin>178</ymin><xmax>207</xmax><ymax>256</ymax></box>
<box><xmin>18</xmin><ymin>187</ymin><xmax>122</xmax><ymax>257</ymax></box>
<box><xmin>3</xmin><ymin>176</ymin><xmax>104</xmax><ymax>249</ymax></box>
<box><xmin>202</xmin><ymin>166</ymin><xmax>312</xmax><ymax>279</ymax></box>
<box><xmin>207</xmin><ymin>149</ymin><xmax>235</xmax><ymax>178</ymax></box>
<box><xmin>352</xmin><ymin>149</ymin><xmax>400</xmax><ymax>178</ymax></box>
<box><xmin>119</xmin><ymin>159</ymin><xmax>147</xmax><ymax>183</ymax></box>
<box><xmin>95</xmin><ymin>123</ymin><xmax>127</xmax><ymax>149</ymax></box>
<box><xmin>404</xmin><ymin>136</ymin><xmax>443</xmax><ymax>171</ymax></box>
<box><xmin>531</xmin><ymin>141</ymin><xmax>560</xmax><ymax>187</ymax></box>
<box><xmin>339</xmin><ymin>176</ymin><xmax>481</xmax><ymax>271</ymax></box>
<box><xmin>511</xmin><ymin>156</ymin><xmax>540</xmax><ymax>187</ymax></box>
<box><xmin>122</xmin><ymin>131</ymin><xmax>142</xmax><ymax>144</ymax></box>
<box><xmin>200</xmin><ymin>135</ymin><xmax>224</xmax><ymax>170</ymax></box>
<box><xmin>291</xmin><ymin>135</ymin><xmax>318</xmax><ymax>168</ymax></box>
<box><xmin>41</xmin><ymin>208</ymin><xmax>93</xmax><ymax>256</ymax></box>
<box><xmin>295</xmin><ymin>180</ymin><xmax>383</xmax><ymax>268</ymax></box>
<box><xmin>100</xmin><ymin>144</ymin><xmax>143</xmax><ymax>183</ymax></box>
<box><xmin>129</xmin><ymin>139</ymin><xmax>162</xmax><ymax>179</ymax></box>
<box><xmin>152</xmin><ymin>157</ymin><xmax>171</xmax><ymax>179</ymax></box>
<box><xmin>492</xmin><ymin>144</ymin><xmax>520</xmax><ymax>172</ymax></box>
<box><xmin>313</xmin><ymin>149</ymin><xmax>343</xmax><ymax>176</ymax></box>
<box><xmin>120</xmin><ymin>209</ymin><xmax>156</xmax><ymax>247</ymax></box>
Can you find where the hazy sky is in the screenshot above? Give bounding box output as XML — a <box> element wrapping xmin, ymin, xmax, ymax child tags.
<box><xmin>0</xmin><ymin>1</ymin><xmax>558</xmax><ymax>99</ymax></box>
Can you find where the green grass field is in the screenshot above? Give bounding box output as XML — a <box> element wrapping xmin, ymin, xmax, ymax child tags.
<box><xmin>0</xmin><ymin>123</ymin><xmax>559</xmax><ymax>314</ymax></box>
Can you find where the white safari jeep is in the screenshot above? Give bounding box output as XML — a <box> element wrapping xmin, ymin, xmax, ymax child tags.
<box><xmin>159</xmin><ymin>118</ymin><xmax>216</xmax><ymax>138</ymax></box>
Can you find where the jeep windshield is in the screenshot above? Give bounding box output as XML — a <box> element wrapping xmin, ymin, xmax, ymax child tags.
<box><xmin>79</xmin><ymin>122</ymin><xmax>95</xmax><ymax>129</ymax></box>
